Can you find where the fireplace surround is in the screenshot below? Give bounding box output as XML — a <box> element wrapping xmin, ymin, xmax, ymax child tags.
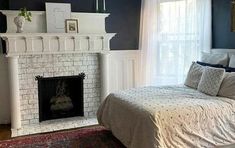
<box><xmin>0</xmin><ymin>10</ymin><xmax>115</xmax><ymax>137</ymax></box>
<box><xmin>17</xmin><ymin>53</ymin><xmax>101</xmax><ymax>125</ymax></box>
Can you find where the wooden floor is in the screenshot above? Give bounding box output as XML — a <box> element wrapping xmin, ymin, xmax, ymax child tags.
<box><xmin>0</xmin><ymin>124</ymin><xmax>11</xmax><ymax>140</ymax></box>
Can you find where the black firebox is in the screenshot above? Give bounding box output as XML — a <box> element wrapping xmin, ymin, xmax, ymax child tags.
<box><xmin>36</xmin><ymin>73</ymin><xmax>85</xmax><ymax>122</ymax></box>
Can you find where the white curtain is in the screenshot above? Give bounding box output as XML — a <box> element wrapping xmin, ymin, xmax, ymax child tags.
<box><xmin>140</xmin><ymin>0</ymin><xmax>211</xmax><ymax>86</ymax></box>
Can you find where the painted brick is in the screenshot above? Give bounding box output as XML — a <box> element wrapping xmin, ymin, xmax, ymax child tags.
<box><xmin>18</xmin><ymin>53</ymin><xmax>101</xmax><ymax>128</ymax></box>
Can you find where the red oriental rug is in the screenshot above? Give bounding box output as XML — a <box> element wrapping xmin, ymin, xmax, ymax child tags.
<box><xmin>0</xmin><ymin>126</ymin><xmax>126</xmax><ymax>148</ymax></box>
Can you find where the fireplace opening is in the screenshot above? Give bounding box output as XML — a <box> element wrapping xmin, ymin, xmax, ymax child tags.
<box><xmin>36</xmin><ymin>73</ymin><xmax>85</xmax><ymax>122</ymax></box>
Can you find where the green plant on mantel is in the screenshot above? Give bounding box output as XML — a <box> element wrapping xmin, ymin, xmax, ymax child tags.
<box><xmin>18</xmin><ymin>7</ymin><xmax>32</xmax><ymax>22</ymax></box>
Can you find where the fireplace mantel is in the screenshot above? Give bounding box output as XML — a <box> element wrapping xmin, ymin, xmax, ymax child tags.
<box><xmin>0</xmin><ymin>33</ymin><xmax>115</xmax><ymax>57</ymax></box>
<box><xmin>0</xmin><ymin>10</ymin><xmax>116</xmax><ymax>56</ymax></box>
<box><xmin>0</xmin><ymin>10</ymin><xmax>115</xmax><ymax>133</ymax></box>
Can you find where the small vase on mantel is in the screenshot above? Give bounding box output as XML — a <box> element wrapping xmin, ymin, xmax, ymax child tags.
<box><xmin>14</xmin><ymin>7</ymin><xmax>32</xmax><ymax>33</ymax></box>
<box><xmin>14</xmin><ymin>16</ymin><xmax>25</xmax><ymax>33</ymax></box>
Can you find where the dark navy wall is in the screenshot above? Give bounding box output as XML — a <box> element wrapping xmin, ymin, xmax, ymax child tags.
<box><xmin>105</xmin><ymin>0</ymin><xmax>141</xmax><ymax>50</ymax></box>
<box><xmin>0</xmin><ymin>0</ymin><xmax>8</xmax><ymax>33</ymax></box>
<box><xmin>1</xmin><ymin>0</ymin><xmax>141</xmax><ymax>50</ymax></box>
<box><xmin>0</xmin><ymin>1</ymin><xmax>8</xmax><ymax>11</ymax></box>
<box><xmin>8</xmin><ymin>0</ymin><xmax>96</xmax><ymax>12</ymax></box>
<box><xmin>212</xmin><ymin>0</ymin><xmax>235</xmax><ymax>49</ymax></box>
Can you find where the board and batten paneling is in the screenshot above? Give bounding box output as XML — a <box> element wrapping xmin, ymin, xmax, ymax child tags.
<box><xmin>100</xmin><ymin>50</ymin><xmax>140</xmax><ymax>102</ymax></box>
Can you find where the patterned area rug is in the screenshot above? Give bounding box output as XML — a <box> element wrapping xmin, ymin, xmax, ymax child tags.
<box><xmin>0</xmin><ymin>126</ymin><xmax>126</xmax><ymax>148</ymax></box>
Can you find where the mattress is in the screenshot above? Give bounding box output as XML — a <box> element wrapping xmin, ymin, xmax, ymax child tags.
<box><xmin>97</xmin><ymin>85</ymin><xmax>235</xmax><ymax>148</ymax></box>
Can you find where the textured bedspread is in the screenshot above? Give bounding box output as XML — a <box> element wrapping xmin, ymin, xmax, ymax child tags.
<box><xmin>97</xmin><ymin>85</ymin><xmax>235</xmax><ymax>148</ymax></box>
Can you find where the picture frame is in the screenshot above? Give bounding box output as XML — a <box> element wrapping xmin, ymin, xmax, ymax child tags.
<box><xmin>45</xmin><ymin>2</ymin><xmax>71</xmax><ymax>33</ymax></box>
<box><xmin>65</xmin><ymin>19</ymin><xmax>79</xmax><ymax>33</ymax></box>
<box><xmin>232</xmin><ymin>0</ymin><xmax>235</xmax><ymax>32</ymax></box>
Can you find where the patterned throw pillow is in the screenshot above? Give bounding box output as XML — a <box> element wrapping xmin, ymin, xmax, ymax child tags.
<box><xmin>201</xmin><ymin>52</ymin><xmax>229</xmax><ymax>67</ymax></box>
<box><xmin>184</xmin><ymin>62</ymin><xmax>204</xmax><ymax>89</ymax></box>
<box><xmin>197</xmin><ymin>66</ymin><xmax>225</xmax><ymax>96</ymax></box>
<box><xmin>218</xmin><ymin>72</ymin><xmax>235</xmax><ymax>100</ymax></box>
<box><xmin>229</xmin><ymin>55</ymin><xmax>235</xmax><ymax>68</ymax></box>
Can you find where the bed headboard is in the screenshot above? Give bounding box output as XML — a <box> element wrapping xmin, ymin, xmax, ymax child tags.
<box><xmin>211</xmin><ymin>48</ymin><xmax>235</xmax><ymax>57</ymax></box>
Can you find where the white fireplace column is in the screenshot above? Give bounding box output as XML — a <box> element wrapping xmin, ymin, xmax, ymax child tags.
<box><xmin>8</xmin><ymin>56</ymin><xmax>21</xmax><ymax>129</ymax></box>
<box><xmin>100</xmin><ymin>53</ymin><xmax>110</xmax><ymax>102</ymax></box>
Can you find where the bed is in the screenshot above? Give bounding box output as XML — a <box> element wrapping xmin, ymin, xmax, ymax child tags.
<box><xmin>97</xmin><ymin>85</ymin><xmax>235</xmax><ymax>148</ymax></box>
<box><xmin>97</xmin><ymin>49</ymin><xmax>235</xmax><ymax>148</ymax></box>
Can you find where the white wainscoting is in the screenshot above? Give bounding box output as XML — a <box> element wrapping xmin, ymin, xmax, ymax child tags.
<box><xmin>100</xmin><ymin>50</ymin><xmax>141</xmax><ymax>102</ymax></box>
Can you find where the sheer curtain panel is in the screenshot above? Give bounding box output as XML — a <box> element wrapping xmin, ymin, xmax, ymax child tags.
<box><xmin>139</xmin><ymin>0</ymin><xmax>211</xmax><ymax>86</ymax></box>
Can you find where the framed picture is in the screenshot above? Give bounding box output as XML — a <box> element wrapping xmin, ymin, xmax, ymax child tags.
<box><xmin>232</xmin><ymin>0</ymin><xmax>235</xmax><ymax>32</ymax></box>
<box><xmin>45</xmin><ymin>2</ymin><xmax>71</xmax><ymax>33</ymax></box>
<box><xmin>65</xmin><ymin>19</ymin><xmax>79</xmax><ymax>33</ymax></box>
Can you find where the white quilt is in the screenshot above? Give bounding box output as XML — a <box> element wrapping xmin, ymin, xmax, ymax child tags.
<box><xmin>97</xmin><ymin>85</ymin><xmax>235</xmax><ymax>148</ymax></box>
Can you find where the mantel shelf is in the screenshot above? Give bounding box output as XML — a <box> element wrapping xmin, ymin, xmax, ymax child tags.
<box><xmin>0</xmin><ymin>33</ymin><xmax>116</xmax><ymax>57</ymax></box>
<box><xmin>0</xmin><ymin>33</ymin><xmax>116</xmax><ymax>37</ymax></box>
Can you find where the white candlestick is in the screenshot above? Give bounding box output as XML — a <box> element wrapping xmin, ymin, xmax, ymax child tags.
<box><xmin>103</xmin><ymin>0</ymin><xmax>106</xmax><ymax>12</ymax></box>
<box><xmin>96</xmin><ymin>0</ymin><xmax>99</xmax><ymax>12</ymax></box>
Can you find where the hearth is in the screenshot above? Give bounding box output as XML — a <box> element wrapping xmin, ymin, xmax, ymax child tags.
<box><xmin>36</xmin><ymin>73</ymin><xmax>85</xmax><ymax>122</ymax></box>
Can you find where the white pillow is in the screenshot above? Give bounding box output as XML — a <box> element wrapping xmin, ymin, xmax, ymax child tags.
<box><xmin>218</xmin><ymin>72</ymin><xmax>235</xmax><ymax>100</ymax></box>
<box><xmin>201</xmin><ymin>52</ymin><xmax>228</xmax><ymax>67</ymax></box>
<box><xmin>184</xmin><ymin>62</ymin><xmax>204</xmax><ymax>89</ymax></box>
<box><xmin>229</xmin><ymin>55</ymin><xmax>235</xmax><ymax>68</ymax></box>
<box><xmin>197</xmin><ymin>66</ymin><xmax>225</xmax><ymax>96</ymax></box>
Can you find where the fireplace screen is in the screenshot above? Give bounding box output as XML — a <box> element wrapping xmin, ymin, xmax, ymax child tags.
<box><xmin>36</xmin><ymin>73</ymin><xmax>85</xmax><ymax>122</ymax></box>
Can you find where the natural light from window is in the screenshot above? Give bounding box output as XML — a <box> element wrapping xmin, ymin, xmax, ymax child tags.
<box><xmin>154</xmin><ymin>0</ymin><xmax>199</xmax><ymax>86</ymax></box>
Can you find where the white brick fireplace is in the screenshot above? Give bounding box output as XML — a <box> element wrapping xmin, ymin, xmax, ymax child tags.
<box><xmin>0</xmin><ymin>10</ymin><xmax>115</xmax><ymax>137</ymax></box>
<box><xmin>18</xmin><ymin>53</ymin><xmax>100</xmax><ymax>124</ymax></box>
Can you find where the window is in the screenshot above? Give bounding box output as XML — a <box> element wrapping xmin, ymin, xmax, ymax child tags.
<box><xmin>154</xmin><ymin>0</ymin><xmax>200</xmax><ymax>85</ymax></box>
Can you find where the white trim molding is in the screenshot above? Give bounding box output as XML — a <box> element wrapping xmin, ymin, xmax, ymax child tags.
<box><xmin>0</xmin><ymin>33</ymin><xmax>116</xmax><ymax>57</ymax></box>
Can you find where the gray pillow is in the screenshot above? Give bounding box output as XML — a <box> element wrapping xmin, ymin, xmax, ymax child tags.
<box><xmin>229</xmin><ymin>55</ymin><xmax>235</xmax><ymax>68</ymax></box>
<box><xmin>201</xmin><ymin>52</ymin><xmax>229</xmax><ymax>67</ymax></box>
<box><xmin>197</xmin><ymin>66</ymin><xmax>225</xmax><ymax>96</ymax></box>
<box><xmin>218</xmin><ymin>72</ymin><xmax>235</xmax><ymax>100</ymax></box>
<box><xmin>184</xmin><ymin>62</ymin><xmax>204</xmax><ymax>89</ymax></box>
